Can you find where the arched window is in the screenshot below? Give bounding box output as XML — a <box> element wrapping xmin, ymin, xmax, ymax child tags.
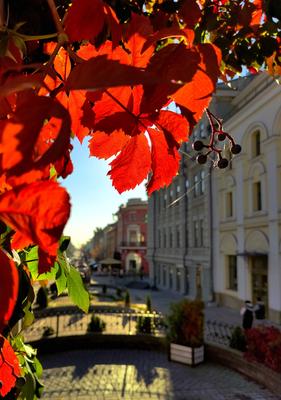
<box><xmin>252</xmin><ymin>130</ymin><xmax>261</xmax><ymax>157</ymax></box>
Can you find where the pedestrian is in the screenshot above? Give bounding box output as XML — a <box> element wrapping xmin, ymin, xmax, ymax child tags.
<box><xmin>254</xmin><ymin>297</ymin><xmax>266</xmax><ymax>321</ymax></box>
<box><xmin>240</xmin><ymin>300</ymin><xmax>254</xmax><ymax>330</ymax></box>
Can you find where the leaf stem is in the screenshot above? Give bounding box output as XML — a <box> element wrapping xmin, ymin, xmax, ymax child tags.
<box><xmin>7</xmin><ymin>29</ymin><xmax>58</xmax><ymax>41</ymax></box>
<box><xmin>46</xmin><ymin>0</ymin><xmax>64</xmax><ymax>36</ymax></box>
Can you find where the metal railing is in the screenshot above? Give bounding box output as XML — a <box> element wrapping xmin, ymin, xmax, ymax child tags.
<box><xmin>24</xmin><ymin>308</ymin><xmax>166</xmax><ymax>342</ymax></box>
<box><xmin>25</xmin><ymin>306</ymin><xmax>241</xmax><ymax>349</ymax></box>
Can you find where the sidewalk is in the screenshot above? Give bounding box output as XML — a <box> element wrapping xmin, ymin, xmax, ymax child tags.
<box><xmin>91</xmin><ymin>274</ymin><xmax>279</xmax><ymax>328</ymax></box>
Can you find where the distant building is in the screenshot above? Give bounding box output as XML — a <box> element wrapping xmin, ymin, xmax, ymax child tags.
<box><xmin>116</xmin><ymin>198</ymin><xmax>148</xmax><ymax>274</ymax></box>
<box><xmin>104</xmin><ymin>223</ymin><xmax>117</xmax><ymax>259</ymax></box>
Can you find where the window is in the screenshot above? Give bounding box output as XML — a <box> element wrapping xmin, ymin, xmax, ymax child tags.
<box><xmin>158</xmin><ymin>230</ymin><xmax>161</xmax><ymax>248</ymax></box>
<box><xmin>176</xmin><ymin>226</ymin><xmax>180</xmax><ymax>248</ymax></box>
<box><xmin>253</xmin><ymin>181</ymin><xmax>262</xmax><ymax>211</ymax></box>
<box><xmin>199</xmin><ymin>123</ymin><xmax>206</xmax><ymax>138</ymax></box>
<box><xmin>193</xmin><ymin>220</ymin><xmax>199</xmax><ymax>247</ymax></box>
<box><xmin>169</xmin><ymin>268</ymin><xmax>173</xmax><ymax>289</ymax></box>
<box><xmin>200</xmin><ymin>170</ymin><xmax>205</xmax><ymax>194</ymax></box>
<box><xmin>129</xmin><ymin>230</ymin><xmax>137</xmax><ymax>244</ymax></box>
<box><xmin>176</xmin><ymin>269</ymin><xmax>181</xmax><ymax>292</ymax></box>
<box><xmin>163</xmin><ymin>230</ymin><xmax>167</xmax><ymax>248</ymax></box>
<box><xmin>129</xmin><ymin>212</ymin><xmax>136</xmax><ymax>221</ymax></box>
<box><xmin>164</xmin><ymin>192</ymin><xmax>167</xmax><ymax>208</ymax></box>
<box><xmin>169</xmin><ymin>228</ymin><xmax>173</xmax><ymax>248</ymax></box>
<box><xmin>194</xmin><ymin>174</ymin><xmax>199</xmax><ymax>197</ymax></box>
<box><xmin>227</xmin><ymin>255</ymin><xmax>237</xmax><ymax>291</ymax></box>
<box><xmin>253</xmin><ymin>130</ymin><xmax>261</xmax><ymax>157</ymax></box>
<box><xmin>176</xmin><ymin>185</ymin><xmax>181</xmax><ymax>194</ymax></box>
<box><xmin>226</xmin><ymin>192</ymin><xmax>233</xmax><ymax>218</ymax></box>
<box><xmin>199</xmin><ymin>220</ymin><xmax>204</xmax><ymax>246</ymax></box>
<box><xmin>163</xmin><ymin>266</ymin><xmax>166</xmax><ymax>286</ymax></box>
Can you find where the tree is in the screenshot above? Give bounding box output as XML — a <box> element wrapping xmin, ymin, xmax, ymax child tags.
<box><xmin>0</xmin><ymin>0</ymin><xmax>279</xmax><ymax>398</ymax></box>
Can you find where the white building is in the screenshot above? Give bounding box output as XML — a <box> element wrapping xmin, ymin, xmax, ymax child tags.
<box><xmin>212</xmin><ymin>72</ymin><xmax>281</xmax><ymax>323</ymax></box>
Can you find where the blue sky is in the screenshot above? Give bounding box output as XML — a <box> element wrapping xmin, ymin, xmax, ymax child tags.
<box><xmin>62</xmin><ymin>138</ymin><xmax>147</xmax><ymax>248</ymax></box>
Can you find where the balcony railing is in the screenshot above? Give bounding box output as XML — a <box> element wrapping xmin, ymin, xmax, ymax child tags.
<box><xmin>120</xmin><ymin>241</ymin><xmax>147</xmax><ymax>247</ymax></box>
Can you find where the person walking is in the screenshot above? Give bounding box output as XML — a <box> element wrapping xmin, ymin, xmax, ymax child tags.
<box><xmin>254</xmin><ymin>297</ymin><xmax>266</xmax><ymax>321</ymax></box>
<box><xmin>240</xmin><ymin>300</ymin><xmax>254</xmax><ymax>330</ymax></box>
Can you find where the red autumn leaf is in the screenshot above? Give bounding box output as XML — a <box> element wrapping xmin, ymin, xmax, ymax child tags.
<box><xmin>179</xmin><ymin>0</ymin><xmax>201</xmax><ymax>28</ymax></box>
<box><xmin>0</xmin><ymin>251</ymin><xmax>19</xmax><ymax>334</ymax></box>
<box><xmin>250</xmin><ymin>0</ymin><xmax>263</xmax><ymax>28</ymax></box>
<box><xmin>141</xmin><ymin>27</ymin><xmax>195</xmax><ymax>54</ymax></box>
<box><xmin>64</xmin><ymin>0</ymin><xmax>106</xmax><ymax>42</ymax></box>
<box><xmin>58</xmin><ymin>90</ymin><xmax>90</xmax><ymax>143</ymax></box>
<box><xmin>103</xmin><ymin>5</ymin><xmax>122</xmax><ymax>48</ymax></box>
<box><xmin>124</xmin><ymin>13</ymin><xmax>154</xmax><ymax>68</ymax></box>
<box><xmin>67</xmin><ymin>55</ymin><xmax>159</xmax><ymax>91</ymax></box>
<box><xmin>0</xmin><ymin>181</ymin><xmax>70</xmax><ymax>271</ymax></box>
<box><xmin>0</xmin><ymin>336</ymin><xmax>21</xmax><ymax>397</ymax></box>
<box><xmin>141</xmin><ymin>43</ymin><xmax>201</xmax><ymax>114</ymax></box>
<box><xmin>173</xmin><ymin>43</ymin><xmax>221</xmax><ymax>127</ymax></box>
<box><xmin>89</xmin><ymin>130</ymin><xmax>130</xmax><ymax>159</ymax></box>
<box><xmin>108</xmin><ymin>133</ymin><xmax>151</xmax><ymax>193</ymax></box>
<box><xmin>0</xmin><ymin>94</ymin><xmax>71</xmax><ymax>181</ymax></box>
<box><xmin>146</xmin><ymin>127</ymin><xmax>180</xmax><ymax>195</ymax></box>
<box><xmin>156</xmin><ymin>110</ymin><xmax>189</xmax><ymax>143</ymax></box>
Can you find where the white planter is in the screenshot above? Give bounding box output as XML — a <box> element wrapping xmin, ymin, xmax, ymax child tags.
<box><xmin>170</xmin><ymin>343</ymin><xmax>204</xmax><ymax>366</ymax></box>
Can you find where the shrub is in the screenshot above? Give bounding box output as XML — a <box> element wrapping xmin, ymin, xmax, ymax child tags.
<box><xmin>229</xmin><ymin>326</ymin><xmax>246</xmax><ymax>352</ymax></box>
<box><xmin>167</xmin><ymin>299</ymin><xmax>204</xmax><ymax>348</ymax></box>
<box><xmin>245</xmin><ymin>326</ymin><xmax>281</xmax><ymax>372</ymax></box>
<box><xmin>124</xmin><ymin>290</ymin><xmax>130</xmax><ymax>308</ymax></box>
<box><xmin>87</xmin><ymin>314</ymin><xmax>106</xmax><ymax>333</ymax></box>
<box><xmin>146</xmin><ymin>295</ymin><xmax>152</xmax><ymax>312</ymax></box>
<box><xmin>36</xmin><ymin>287</ymin><xmax>48</xmax><ymax>309</ymax></box>
<box><xmin>136</xmin><ymin>315</ymin><xmax>154</xmax><ymax>335</ymax></box>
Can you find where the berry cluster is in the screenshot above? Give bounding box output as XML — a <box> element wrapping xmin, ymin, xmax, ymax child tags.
<box><xmin>192</xmin><ymin>109</ymin><xmax>241</xmax><ymax>168</ymax></box>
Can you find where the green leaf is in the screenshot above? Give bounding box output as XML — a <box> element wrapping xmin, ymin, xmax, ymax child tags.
<box><xmin>67</xmin><ymin>265</ymin><xmax>89</xmax><ymax>313</ymax></box>
<box><xmin>59</xmin><ymin>236</ymin><xmax>71</xmax><ymax>252</ymax></box>
<box><xmin>55</xmin><ymin>262</ymin><xmax>67</xmax><ymax>295</ymax></box>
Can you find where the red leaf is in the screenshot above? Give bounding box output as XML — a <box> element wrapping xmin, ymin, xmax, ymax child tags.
<box><xmin>89</xmin><ymin>130</ymin><xmax>130</xmax><ymax>159</ymax></box>
<box><xmin>147</xmin><ymin>127</ymin><xmax>180</xmax><ymax>195</ymax></box>
<box><xmin>124</xmin><ymin>13</ymin><xmax>154</xmax><ymax>68</ymax></box>
<box><xmin>141</xmin><ymin>27</ymin><xmax>194</xmax><ymax>54</ymax></box>
<box><xmin>58</xmin><ymin>90</ymin><xmax>90</xmax><ymax>143</ymax></box>
<box><xmin>141</xmin><ymin>43</ymin><xmax>200</xmax><ymax>113</ymax></box>
<box><xmin>173</xmin><ymin>43</ymin><xmax>221</xmax><ymax>127</ymax></box>
<box><xmin>0</xmin><ymin>251</ymin><xmax>19</xmax><ymax>333</ymax></box>
<box><xmin>104</xmin><ymin>5</ymin><xmax>122</xmax><ymax>48</ymax></box>
<box><xmin>64</xmin><ymin>0</ymin><xmax>106</xmax><ymax>42</ymax></box>
<box><xmin>108</xmin><ymin>133</ymin><xmax>151</xmax><ymax>193</ymax></box>
<box><xmin>0</xmin><ymin>336</ymin><xmax>21</xmax><ymax>397</ymax></box>
<box><xmin>0</xmin><ymin>94</ymin><xmax>71</xmax><ymax>181</ymax></box>
<box><xmin>156</xmin><ymin>110</ymin><xmax>190</xmax><ymax>143</ymax></box>
<box><xmin>0</xmin><ymin>181</ymin><xmax>70</xmax><ymax>266</ymax></box>
<box><xmin>179</xmin><ymin>0</ymin><xmax>201</xmax><ymax>28</ymax></box>
<box><xmin>67</xmin><ymin>56</ymin><xmax>158</xmax><ymax>91</ymax></box>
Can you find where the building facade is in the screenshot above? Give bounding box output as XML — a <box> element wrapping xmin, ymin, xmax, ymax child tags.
<box><xmin>148</xmin><ymin>72</ymin><xmax>281</xmax><ymax>322</ymax></box>
<box><xmin>116</xmin><ymin>198</ymin><xmax>149</xmax><ymax>274</ymax></box>
<box><xmin>212</xmin><ymin>72</ymin><xmax>281</xmax><ymax>323</ymax></box>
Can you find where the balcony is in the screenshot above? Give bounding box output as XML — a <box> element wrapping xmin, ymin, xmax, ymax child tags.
<box><xmin>120</xmin><ymin>241</ymin><xmax>147</xmax><ymax>248</ymax></box>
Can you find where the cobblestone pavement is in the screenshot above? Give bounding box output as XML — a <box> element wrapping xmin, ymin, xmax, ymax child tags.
<box><xmin>41</xmin><ymin>349</ymin><xmax>280</xmax><ymax>400</ymax></box>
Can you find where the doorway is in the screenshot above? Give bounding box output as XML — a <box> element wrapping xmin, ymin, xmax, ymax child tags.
<box><xmin>251</xmin><ymin>255</ymin><xmax>268</xmax><ymax>315</ymax></box>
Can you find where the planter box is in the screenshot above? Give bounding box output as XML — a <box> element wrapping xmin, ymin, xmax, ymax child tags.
<box><xmin>170</xmin><ymin>343</ymin><xmax>204</xmax><ymax>366</ymax></box>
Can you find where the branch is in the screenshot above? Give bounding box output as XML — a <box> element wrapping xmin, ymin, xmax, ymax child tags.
<box><xmin>0</xmin><ymin>0</ymin><xmax>5</xmax><ymax>28</ymax></box>
<box><xmin>47</xmin><ymin>0</ymin><xmax>64</xmax><ymax>36</ymax></box>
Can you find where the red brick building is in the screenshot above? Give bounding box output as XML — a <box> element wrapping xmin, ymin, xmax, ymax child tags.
<box><xmin>116</xmin><ymin>198</ymin><xmax>148</xmax><ymax>275</ymax></box>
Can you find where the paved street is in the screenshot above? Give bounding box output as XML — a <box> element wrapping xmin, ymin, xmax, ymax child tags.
<box><xmin>41</xmin><ymin>349</ymin><xmax>280</xmax><ymax>400</ymax></box>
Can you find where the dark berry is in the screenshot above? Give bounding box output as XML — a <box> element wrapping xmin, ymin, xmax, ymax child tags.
<box><xmin>192</xmin><ymin>140</ymin><xmax>204</xmax><ymax>151</ymax></box>
<box><xmin>218</xmin><ymin>132</ymin><xmax>226</xmax><ymax>141</ymax></box>
<box><xmin>196</xmin><ymin>154</ymin><xmax>207</xmax><ymax>164</ymax></box>
<box><xmin>231</xmin><ymin>144</ymin><xmax>242</xmax><ymax>154</ymax></box>
<box><xmin>218</xmin><ymin>158</ymin><xmax>229</xmax><ymax>169</ymax></box>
